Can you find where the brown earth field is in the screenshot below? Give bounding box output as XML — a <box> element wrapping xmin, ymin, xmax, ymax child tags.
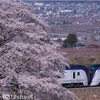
<box><xmin>60</xmin><ymin>47</ymin><xmax>100</xmax><ymax>66</ymax></box>
<box><xmin>49</xmin><ymin>17</ymin><xmax>100</xmax><ymax>34</ymax></box>
<box><xmin>50</xmin><ymin>24</ymin><xmax>100</xmax><ymax>34</ymax></box>
<box><xmin>69</xmin><ymin>87</ymin><xmax>100</xmax><ymax>100</ymax></box>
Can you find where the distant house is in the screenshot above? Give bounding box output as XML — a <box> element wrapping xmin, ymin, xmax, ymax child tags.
<box><xmin>78</xmin><ymin>36</ymin><xmax>87</xmax><ymax>41</ymax></box>
<box><xmin>34</xmin><ymin>2</ymin><xmax>44</xmax><ymax>6</ymax></box>
<box><xmin>56</xmin><ymin>38</ymin><xmax>62</xmax><ymax>42</ymax></box>
<box><xmin>94</xmin><ymin>35</ymin><xmax>100</xmax><ymax>41</ymax></box>
<box><xmin>75</xmin><ymin>42</ymin><xmax>85</xmax><ymax>48</ymax></box>
<box><xmin>52</xmin><ymin>38</ymin><xmax>66</xmax><ymax>42</ymax></box>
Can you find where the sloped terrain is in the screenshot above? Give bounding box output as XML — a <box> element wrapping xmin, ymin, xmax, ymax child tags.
<box><xmin>60</xmin><ymin>47</ymin><xmax>100</xmax><ymax>66</ymax></box>
<box><xmin>69</xmin><ymin>87</ymin><xmax>100</xmax><ymax>100</ymax></box>
<box><xmin>0</xmin><ymin>2</ymin><xmax>78</xmax><ymax>100</ymax></box>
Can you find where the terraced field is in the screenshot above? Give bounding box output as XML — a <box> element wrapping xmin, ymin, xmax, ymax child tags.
<box><xmin>69</xmin><ymin>87</ymin><xmax>100</xmax><ymax>100</ymax></box>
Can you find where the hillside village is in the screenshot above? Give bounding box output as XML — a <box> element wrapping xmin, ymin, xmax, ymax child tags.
<box><xmin>31</xmin><ymin>1</ymin><xmax>100</xmax><ymax>46</ymax></box>
<box><xmin>33</xmin><ymin>2</ymin><xmax>100</xmax><ymax>18</ymax></box>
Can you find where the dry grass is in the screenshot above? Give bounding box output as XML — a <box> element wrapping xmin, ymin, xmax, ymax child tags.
<box><xmin>69</xmin><ymin>87</ymin><xmax>100</xmax><ymax>100</ymax></box>
<box><xmin>70</xmin><ymin>55</ymin><xmax>100</xmax><ymax>66</ymax></box>
<box><xmin>60</xmin><ymin>47</ymin><xmax>100</xmax><ymax>66</ymax></box>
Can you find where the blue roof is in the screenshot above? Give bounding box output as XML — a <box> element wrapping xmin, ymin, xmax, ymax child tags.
<box><xmin>65</xmin><ymin>64</ymin><xmax>87</xmax><ymax>70</ymax></box>
<box><xmin>65</xmin><ymin>64</ymin><xmax>89</xmax><ymax>76</ymax></box>
<box><xmin>87</xmin><ymin>64</ymin><xmax>100</xmax><ymax>69</ymax></box>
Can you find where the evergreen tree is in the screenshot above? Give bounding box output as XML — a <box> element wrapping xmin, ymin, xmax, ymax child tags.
<box><xmin>63</xmin><ymin>34</ymin><xmax>78</xmax><ymax>48</ymax></box>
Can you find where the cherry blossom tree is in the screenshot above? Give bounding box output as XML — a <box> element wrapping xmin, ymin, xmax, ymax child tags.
<box><xmin>0</xmin><ymin>2</ymin><xmax>78</xmax><ymax>100</ymax></box>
